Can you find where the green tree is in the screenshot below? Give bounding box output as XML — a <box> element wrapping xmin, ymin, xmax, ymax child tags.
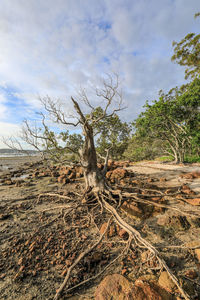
<box><xmin>172</xmin><ymin>14</ymin><xmax>200</xmax><ymax>79</ymax></box>
<box><xmin>133</xmin><ymin>80</ymin><xmax>200</xmax><ymax>163</ymax></box>
<box><xmin>90</xmin><ymin>107</ymin><xmax>131</xmax><ymax>160</ymax></box>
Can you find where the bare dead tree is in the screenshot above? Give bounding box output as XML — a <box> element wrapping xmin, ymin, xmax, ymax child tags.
<box><xmin>3</xmin><ymin>74</ymin><xmax>124</xmax><ymax>189</ymax></box>
<box><xmin>38</xmin><ymin>74</ymin><xmax>124</xmax><ymax>191</ymax></box>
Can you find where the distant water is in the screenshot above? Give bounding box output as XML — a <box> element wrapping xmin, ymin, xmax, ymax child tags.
<box><xmin>0</xmin><ymin>153</ymin><xmax>36</xmax><ymax>157</ymax></box>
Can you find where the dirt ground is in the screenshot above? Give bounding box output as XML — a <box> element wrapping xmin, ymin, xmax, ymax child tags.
<box><xmin>0</xmin><ymin>158</ymin><xmax>200</xmax><ymax>299</ymax></box>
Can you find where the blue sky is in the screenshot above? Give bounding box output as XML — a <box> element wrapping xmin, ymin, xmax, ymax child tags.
<box><xmin>0</xmin><ymin>0</ymin><xmax>200</xmax><ymax>147</ymax></box>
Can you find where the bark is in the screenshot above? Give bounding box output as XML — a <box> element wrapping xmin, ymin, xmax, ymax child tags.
<box><xmin>80</xmin><ymin>125</ymin><xmax>105</xmax><ymax>191</ymax></box>
<box><xmin>71</xmin><ymin>97</ymin><xmax>110</xmax><ymax>191</ymax></box>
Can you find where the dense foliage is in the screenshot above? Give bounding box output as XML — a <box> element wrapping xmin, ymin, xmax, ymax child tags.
<box><xmin>128</xmin><ymin>80</ymin><xmax>200</xmax><ymax>163</ymax></box>
<box><xmin>91</xmin><ymin>107</ymin><xmax>131</xmax><ymax>160</ymax></box>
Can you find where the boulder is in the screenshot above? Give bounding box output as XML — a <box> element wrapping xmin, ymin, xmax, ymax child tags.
<box><xmin>95</xmin><ymin>274</ymin><xmax>173</xmax><ymax>300</ymax></box>
<box><xmin>133</xmin><ymin>279</ymin><xmax>173</xmax><ymax>300</ymax></box>
<box><xmin>158</xmin><ymin>271</ymin><xmax>176</xmax><ymax>293</ymax></box>
<box><xmin>95</xmin><ymin>274</ymin><xmax>134</xmax><ymax>300</ymax></box>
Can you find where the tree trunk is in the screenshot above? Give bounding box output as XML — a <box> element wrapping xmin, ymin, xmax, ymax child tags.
<box><xmin>80</xmin><ymin>125</ymin><xmax>105</xmax><ymax>191</ymax></box>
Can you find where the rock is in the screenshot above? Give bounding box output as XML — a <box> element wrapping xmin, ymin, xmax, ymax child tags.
<box><xmin>107</xmin><ymin>160</ymin><xmax>115</xmax><ymax>171</ymax></box>
<box><xmin>57</xmin><ymin>175</ymin><xmax>70</xmax><ymax>184</ymax></box>
<box><xmin>157</xmin><ymin>215</ymin><xmax>190</xmax><ymax>230</ymax></box>
<box><xmin>100</xmin><ymin>223</ymin><xmax>108</xmax><ymax>236</ymax></box>
<box><xmin>68</xmin><ymin>170</ymin><xmax>76</xmax><ymax>179</ymax></box>
<box><xmin>106</xmin><ymin>168</ymin><xmax>127</xmax><ymax>182</ymax></box>
<box><xmin>184</xmin><ymin>269</ymin><xmax>198</xmax><ymax>279</ymax></box>
<box><xmin>160</xmin><ymin>177</ymin><xmax>166</xmax><ymax>182</ymax></box>
<box><xmin>121</xmin><ymin>201</ymin><xmax>143</xmax><ymax>218</ymax></box>
<box><xmin>121</xmin><ymin>199</ymin><xmax>161</xmax><ymax>219</ymax></box>
<box><xmin>59</xmin><ymin>166</ymin><xmax>71</xmax><ymax>175</ymax></box>
<box><xmin>180</xmin><ymin>172</ymin><xmax>200</xmax><ymax>179</ymax></box>
<box><xmin>133</xmin><ymin>279</ymin><xmax>173</xmax><ymax>300</ymax></box>
<box><xmin>181</xmin><ymin>185</ymin><xmax>195</xmax><ymax>195</ymax></box>
<box><xmin>121</xmin><ymin>268</ymin><xmax>127</xmax><ymax>275</ymax></box>
<box><xmin>195</xmin><ymin>249</ymin><xmax>200</xmax><ymax>263</ymax></box>
<box><xmin>100</xmin><ymin>223</ymin><xmax>116</xmax><ymax>238</ymax></box>
<box><xmin>32</xmin><ymin>170</ymin><xmax>39</xmax><ymax>177</ymax></box>
<box><xmin>118</xmin><ymin>228</ymin><xmax>128</xmax><ymax>239</ymax></box>
<box><xmin>184</xmin><ymin>198</ymin><xmax>200</xmax><ymax>206</ymax></box>
<box><xmin>158</xmin><ymin>271</ymin><xmax>176</xmax><ymax>293</ymax></box>
<box><xmin>109</xmin><ymin>224</ymin><xmax>116</xmax><ymax>237</ymax></box>
<box><xmin>4</xmin><ymin>179</ymin><xmax>13</xmax><ymax>185</ymax></box>
<box><xmin>157</xmin><ymin>215</ymin><xmax>169</xmax><ymax>226</ymax></box>
<box><xmin>192</xmin><ymin>171</ymin><xmax>200</xmax><ymax>178</ymax></box>
<box><xmin>75</xmin><ymin>166</ymin><xmax>83</xmax><ymax>178</ymax></box>
<box><xmin>51</xmin><ymin>170</ymin><xmax>59</xmax><ymax>177</ymax></box>
<box><xmin>95</xmin><ymin>274</ymin><xmax>173</xmax><ymax>300</ymax></box>
<box><xmin>94</xmin><ymin>274</ymin><xmax>134</xmax><ymax>300</ymax></box>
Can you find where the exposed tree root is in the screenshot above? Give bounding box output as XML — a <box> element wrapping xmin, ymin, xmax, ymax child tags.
<box><xmin>48</xmin><ymin>187</ymin><xmax>194</xmax><ymax>300</ymax></box>
<box><xmin>101</xmin><ymin>195</ymin><xmax>191</xmax><ymax>300</ymax></box>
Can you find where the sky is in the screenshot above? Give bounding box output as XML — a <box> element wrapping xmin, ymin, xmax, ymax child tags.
<box><xmin>0</xmin><ymin>0</ymin><xmax>200</xmax><ymax>148</ymax></box>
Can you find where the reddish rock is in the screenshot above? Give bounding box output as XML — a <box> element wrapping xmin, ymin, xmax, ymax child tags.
<box><xmin>95</xmin><ymin>274</ymin><xmax>172</xmax><ymax>300</ymax></box>
<box><xmin>195</xmin><ymin>249</ymin><xmax>200</xmax><ymax>263</ymax></box>
<box><xmin>95</xmin><ymin>274</ymin><xmax>134</xmax><ymax>300</ymax></box>
<box><xmin>118</xmin><ymin>228</ymin><xmax>128</xmax><ymax>239</ymax></box>
<box><xmin>160</xmin><ymin>177</ymin><xmax>166</xmax><ymax>182</ymax></box>
<box><xmin>182</xmin><ymin>184</ymin><xmax>189</xmax><ymax>190</ymax></box>
<box><xmin>100</xmin><ymin>223</ymin><xmax>108</xmax><ymax>236</ymax></box>
<box><xmin>57</xmin><ymin>175</ymin><xmax>69</xmax><ymax>184</ymax></box>
<box><xmin>121</xmin><ymin>201</ymin><xmax>143</xmax><ymax>218</ymax></box>
<box><xmin>68</xmin><ymin>170</ymin><xmax>76</xmax><ymax>179</ymax></box>
<box><xmin>157</xmin><ymin>215</ymin><xmax>169</xmax><ymax>226</ymax></box>
<box><xmin>99</xmin><ymin>223</ymin><xmax>116</xmax><ymax>238</ymax></box>
<box><xmin>61</xmin><ymin>268</ymin><xmax>68</xmax><ymax>276</ymax></box>
<box><xmin>106</xmin><ymin>167</ymin><xmax>127</xmax><ymax>182</ymax></box>
<box><xmin>121</xmin><ymin>268</ymin><xmax>127</xmax><ymax>275</ymax></box>
<box><xmin>106</xmin><ymin>170</ymin><xmax>113</xmax><ymax>179</ymax></box>
<box><xmin>97</xmin><ymin>163</ymin><xmax>104</xmax><ymax>170</ymax></box>
<box><xmin>133</xmin><ymin>279</ymin><xmax>173</xmax><ymax>300</ymax></box>
<box><xmin>75</xmin><ymin>166</ymin><xmax>83</xmax><ymax>178</ymax></box>
<box><xmin>184</xmin><ymin>198</ymin><xmax>200</xmax><ymax>206</ymax></box>
<box><xmin>192</xmin><ymin>171</ymin><xmax>200</xmax><ymax>178</ymax></box>
<box><xmin>51</xmin><ymin>170</ymin><xmax>59</xmax><ymax>177</ymax></box>
<box><xmin>107</xmin><ymin>160</ymin><xmax>115</xmax><ymax>170</ymax></box>
<box><xmin>151</xmin><ymin>197</ymin><xmax>161</xmax><ymax>201</ymax></box>
<box><xmin>158</xmin><ymin>271</ymin><xmax>176</xmax><ymax>293</ymax></box>
<box><xmin>59</xmin><ymin>166</ymin><xmax>71</xmax><ymax>175</ymax></box>
<box><xmin>181</xmin><ymin>185</ymin><xmax>195</xmax><ymax>195</ymax></box>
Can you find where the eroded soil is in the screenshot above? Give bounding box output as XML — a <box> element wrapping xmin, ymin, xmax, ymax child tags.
<box><xmin>0</xmin><ymin>159</ymin><xmax>200</xmax><ymax>299</ymax></box>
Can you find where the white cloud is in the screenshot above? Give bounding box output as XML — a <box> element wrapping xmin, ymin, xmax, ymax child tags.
<box><xmin>0</xmin><ymin>0</ymin><xmax>200</xmax><ymax>141</ymax></box>
<box><xmin>0</xmin><ymin>122</ymin><xmax>21</xmax><ymax>148</ymax></box>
